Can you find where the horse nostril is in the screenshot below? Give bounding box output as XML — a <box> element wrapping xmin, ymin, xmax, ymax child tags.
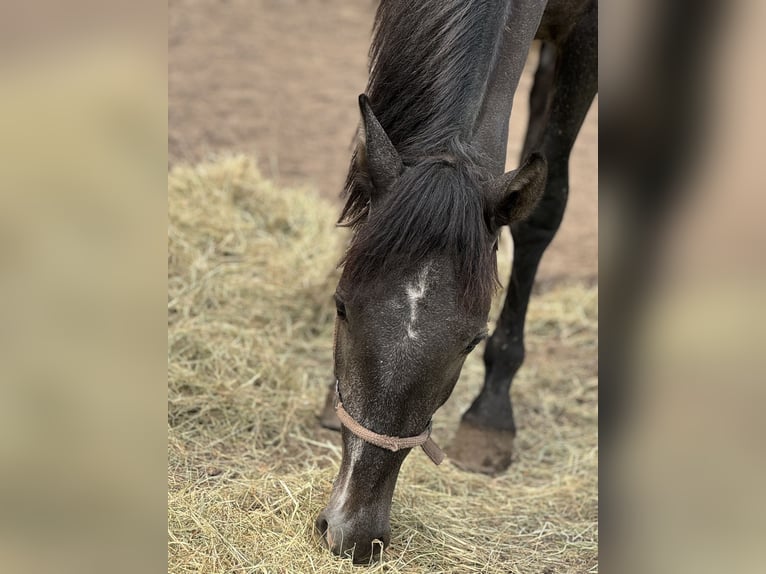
<box><xmin>315</xmin><ymin>514</ymin><xmax>329</xmax><ymax>541</ymax></box>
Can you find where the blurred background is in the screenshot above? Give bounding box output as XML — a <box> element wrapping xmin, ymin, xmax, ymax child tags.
<box><xmin>600</xmin><ymin>1</ymin><xmax>766</xmax><ymax>572</ymax></box>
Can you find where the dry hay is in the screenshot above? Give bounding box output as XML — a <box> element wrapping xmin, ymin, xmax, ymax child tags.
<box><xmin>168</xmin><ymin>156</ymin><xmax>598</xmax><ymax>573</ymax></box>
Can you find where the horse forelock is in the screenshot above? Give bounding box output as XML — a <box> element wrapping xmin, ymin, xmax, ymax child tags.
<box><xmin>340</xmin><ymin>157</ymin><xmax>499</xmax><ymax>309</ymax></box>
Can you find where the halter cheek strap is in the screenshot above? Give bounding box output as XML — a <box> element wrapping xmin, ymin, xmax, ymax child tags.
<box><xmin>334</xmin><ymin>380</ymin><xmax>445</xmax><ymax>465</ymax></box>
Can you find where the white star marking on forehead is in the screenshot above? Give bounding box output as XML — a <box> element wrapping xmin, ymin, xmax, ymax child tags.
<box><xmin>405</xmin><ymin>266</ymin><xmax>430</xmax><ymax>339</ymax></box>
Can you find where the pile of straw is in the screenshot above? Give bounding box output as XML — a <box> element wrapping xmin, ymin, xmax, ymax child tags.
<box><xmin>168</xmin><ymin>156</ymin><xmax>598</xmax><ymax>573</ymax></box>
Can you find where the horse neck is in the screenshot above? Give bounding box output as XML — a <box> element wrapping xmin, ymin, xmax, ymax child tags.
<box><xmin>472</xmin><ymin>0</ymin><xmax>547</xmax><ymax>174</ymax></box>
<box><xmin>367</xmin><ymin>0</ymin><xmax>547</xmax><ymax>173</ymax></box>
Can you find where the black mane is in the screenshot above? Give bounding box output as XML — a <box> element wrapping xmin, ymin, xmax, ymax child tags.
<box><xmin>367</xmin><ymin>0</ymin><xmax>509</xmax><ymax>155</ymax></box>
<box><xmin>339</xmin><ymin>0</ymin><xmax>510</xmax><ymax>305</ymax></box>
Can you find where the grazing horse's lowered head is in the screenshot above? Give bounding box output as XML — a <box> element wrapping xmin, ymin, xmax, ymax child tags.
<box><xmin>315</xmin><ymin>95</ymin><xmax>546</xmax><ymax>562</ymax></box>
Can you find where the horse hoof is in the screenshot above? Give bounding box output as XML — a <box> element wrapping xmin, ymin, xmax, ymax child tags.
<box><xmin>318</xmin><ymin>393</ymin><xmax>342</xmax><ymax>431</ymax></box>
<box><xmin>447</xmin><ymin>419</ymin><xmax>515</xmax><ymax>475</ymax></box>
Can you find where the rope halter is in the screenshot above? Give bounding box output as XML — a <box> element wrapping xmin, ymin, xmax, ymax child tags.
<box><xmin>334</xmin><ymin>379</ymin><xmax>445</xmax><ymax>465</ymax></box>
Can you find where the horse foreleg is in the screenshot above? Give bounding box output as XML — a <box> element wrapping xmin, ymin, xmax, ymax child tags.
<box><xmin>449</xmin><ymin>2</ymin><xmax>597</xmax><ymax>475</ymax></box>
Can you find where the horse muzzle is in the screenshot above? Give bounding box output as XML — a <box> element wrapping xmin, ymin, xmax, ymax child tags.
<box><xmin>315</xmin><ymin>509</ymin><xmax>391</xmax><ymax>563</ymax></box>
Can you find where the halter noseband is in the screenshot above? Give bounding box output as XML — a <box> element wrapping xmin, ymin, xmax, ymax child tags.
<box><xmin>334</xmin><ymin>379</ymin><xmax>445</xmax><ymax>465</ymax></box>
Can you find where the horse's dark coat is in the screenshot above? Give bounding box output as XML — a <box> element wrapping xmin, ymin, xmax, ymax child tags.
<box><xmin>317</xmin><ymin>0</ymin><xmax>597</xmax><ymax>563</ymax></box>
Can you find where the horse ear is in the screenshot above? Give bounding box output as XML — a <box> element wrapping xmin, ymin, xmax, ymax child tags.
<box><xmin>488</xmin><ymin>153</ymin><xmax>547</xmax><ymax>229</ymax></box>
<box><xmin>357</xmin><ymin>94</ymin><xmax>402</xmax><ymax>194</ymax></box>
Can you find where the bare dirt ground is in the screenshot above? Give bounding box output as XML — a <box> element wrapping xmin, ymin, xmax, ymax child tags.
<box><xmin>169</xmin><ymin>0</ymin><xmax>597</xmax><ymax>285</ymax></box>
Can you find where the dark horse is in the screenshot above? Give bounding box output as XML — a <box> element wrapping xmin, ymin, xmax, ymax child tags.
<box><xmin>316</xmin><ymin>0</ymin><xmax>597</xmax><ymax>562</ymax></box>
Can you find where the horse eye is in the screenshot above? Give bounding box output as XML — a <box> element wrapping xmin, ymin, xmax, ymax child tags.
<box><xmin>464</xmin><ymin>333</ymin><xmax>487</xmax><ymax>354</ymax></box>
<box><xmin>334</xmin><ymin>295</ymin><xmax>347</xmax><ymax>320</ymax></box>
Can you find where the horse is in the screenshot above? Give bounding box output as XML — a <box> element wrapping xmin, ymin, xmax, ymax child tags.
<box><xmin>316</xmin><ymin>0</ymin><xmax>597</xmax><ymax>562</ymax></box>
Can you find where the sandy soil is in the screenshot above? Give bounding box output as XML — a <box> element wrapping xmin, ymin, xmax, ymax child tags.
<box><xmin>169</xmin><ymin>0</ymin><xmax>597</xmax><ymax>284</ymax></box>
